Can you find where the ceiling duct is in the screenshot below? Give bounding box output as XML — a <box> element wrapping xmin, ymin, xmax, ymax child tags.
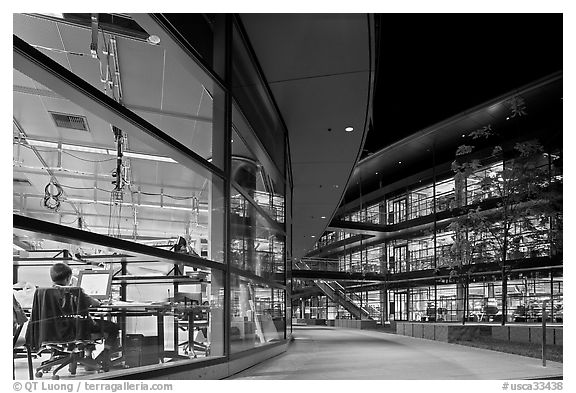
<box><xmin>49</xmin><ymin>112</ymin><xmax>90</xmax><ymax>132</ymax></box>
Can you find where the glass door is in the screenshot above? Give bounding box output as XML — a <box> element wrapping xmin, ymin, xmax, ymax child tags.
<box><xmin>393</xmin><ymin>198</ymin><xmax>407</xmax><ymax>223</ymax></box>
<box><xmin>393</xmin><ymin>245</ymin><xmax>408</xmax><ymax>273</ymax></box>
<box><xmin>394</xmin><ymin>291</ymin><xmax>409</xmax><ymax>321</ymax></box>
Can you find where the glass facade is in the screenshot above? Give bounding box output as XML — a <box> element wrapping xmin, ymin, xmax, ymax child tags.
<box><xmin>13</xmin><ymin>13</ymin><xmax>290</xmax><ymax>380</ymax></box>
<box><xmin>307</xmin><ymin>146</ymin><xmax>561</xmax><ymax>324</ymax></box>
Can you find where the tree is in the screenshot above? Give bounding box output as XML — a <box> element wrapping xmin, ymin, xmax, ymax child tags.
<box><xmin>446</xmin><ymin>124</ymin><xmax>562</xmax><ymax>325</ymax></box>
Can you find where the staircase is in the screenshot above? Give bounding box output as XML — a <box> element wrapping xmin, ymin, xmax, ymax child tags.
<box><xmin>294</xmin><ymin>260</ymin><xmax>373</xmax><ymax>320</ymax></box>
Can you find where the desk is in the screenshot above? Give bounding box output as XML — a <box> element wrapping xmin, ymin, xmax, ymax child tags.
<box><xmin>93</xmin><ymin>303</ymin><xmax>210</xmax><ymax>363</ymax></box>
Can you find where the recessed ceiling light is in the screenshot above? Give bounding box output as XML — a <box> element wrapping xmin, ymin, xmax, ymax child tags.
<box><xmin>375</xmin><ymin>172</ymin><xmax>378</xmax><ymax>175</ymax></box>
<box><xmin>147</xmin><ymin>35</ymin><xmax>161</xmax><ymax>45</ymax></box>
<box><xmin>345</xmin><ymin>126</ymin><xmax>354</xmax><ymax>132</ymax></box>
<box><xmin>311</xmin><ymin>235</ymin><xmax>316</xmax><ymax>238</ymax></box>
<box><xmin>461</xmin><ymin>134</ymin><xmax>466</xmax><ymax>137</ymax></box>
<box><xmin>321</xmin><ymin>216</ymin><xmax>326</xmax><ymax>219</ymax></box>
<box><xmin>398</xmin><ymin>161</ymin><xmax>402</xmax><ymax>164</ymax></box>
<box><xmin>506</xmin><ymin>117</ymin><xmax>510</xmax><ymax>120</ymax></box>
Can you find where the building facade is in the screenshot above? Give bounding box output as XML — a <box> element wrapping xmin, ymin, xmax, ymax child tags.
<box><xmin>296</xmin><ymin>74</ymin><xmax>563</xmax><ymax>326</ymax></box>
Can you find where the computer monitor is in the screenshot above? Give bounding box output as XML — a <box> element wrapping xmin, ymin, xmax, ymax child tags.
<box><xmin>77</xmin><ymin>269</ymin><xmax>113</xmax><ymax>300</ymax></box>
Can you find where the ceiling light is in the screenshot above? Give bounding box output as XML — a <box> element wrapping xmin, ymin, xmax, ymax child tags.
<box><xmin>345</xmin><ymin>126</ymin><xmax>354</xmax><ymax>132</ymax></box>
<box><xmin>506</xmin><ymin>117</ymin><xmax>510</xmax><ymax>120</ymax></box>
<box><xmin>321</xmin><ymin>216</ymin><xmax>326</xmax><ymax>219</ymax></box>
<box><xmin>147</xmin><ymin>35</ymin><xmax>161</xmax><ymax>45</ymax></box>
<box><xmin>461</xmin><ymin>134</ymin><xmax>466</xmax><ymax>137</ymax></box>
<box><xmin>398</xmin><ymin>161</ymin><xmax>402</xmax><ymax>164</ymax></box>
<box><xmin>375</xmin><ymin>172</ymin><xmax>378</xmax><ymax>175</ymax></box>
<box><xmin>61</xmin><ymin>143</ymin><xmax>110</xmax><ymax>155</ymax></box>
<box><xmin>26</xmin><ymin>139</ymin><xmax>59</xmax><ymax>149</ymax></box>
<box><xmin>311</xmin><ymin>235</ymin><xmax>316</xmax><ymax>238</ymax></box>
<box><xmin>124</xmin><ymin>151</ymin><xmax>177</xmax><ymax>163</ymax></box>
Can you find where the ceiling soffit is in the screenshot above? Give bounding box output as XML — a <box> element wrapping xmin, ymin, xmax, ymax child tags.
<box><xmin>240</xmin><ymin>14</ymin><xmax>374</xmax><ymax>258</ymax></box>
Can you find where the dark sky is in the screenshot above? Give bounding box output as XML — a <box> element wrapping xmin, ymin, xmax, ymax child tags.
<box><xmin>364</xmin><ymin>13</ymin><xmax>563</xmax><ymax>158</ymax></box>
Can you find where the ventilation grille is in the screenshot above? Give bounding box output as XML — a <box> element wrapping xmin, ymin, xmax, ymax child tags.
<box><xmin>50</xmin><ymin>112</ymin><xmax>89</xmax><ymax>131</ymax></box>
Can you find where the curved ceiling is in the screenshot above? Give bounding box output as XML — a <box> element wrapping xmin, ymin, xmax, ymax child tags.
<box><xmin>240</xmin><ymin>14</ymin><xmax>375</xmax><ymax>259</ymax></box>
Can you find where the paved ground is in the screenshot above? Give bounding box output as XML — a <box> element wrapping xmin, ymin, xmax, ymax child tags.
<box><xmin>228</xmin><ymin>326</ymin><xmax>563</xmax><ymax>380</ymax></box>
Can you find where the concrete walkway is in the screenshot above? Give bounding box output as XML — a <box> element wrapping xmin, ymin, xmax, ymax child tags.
<box><xmin>228</xmin><ymin>326</ymin><xmax>563</xmax><ymax>380</ymax></box>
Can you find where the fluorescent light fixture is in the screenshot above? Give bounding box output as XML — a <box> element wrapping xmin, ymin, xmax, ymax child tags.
<box><xmin>67</xmin><ymin>197</ymin><xmax>208</xmax><ymax>213</ymax></box>
<box><xmin>22</xmin><ymin>138</ymin><xmax>179</xmax><ymax>164</ymax></box>
<box><xmin>124</xmin><ymin>151</ymin><xmax>177</xmax><ymax>163</ymax></box>
<box><xmin>345</xmin><ymin>126</ymin><xmax>354</xmax><ymax>132</ymax></box>
<box><xmin>26</xmin><ymin>139</ymin><xmax>59</xmax><ymax>149</ymax></box>
<box><xmin>61</xmin><ymin>143</ymin><xmax>110</xmax><ymax>155</ymax></box>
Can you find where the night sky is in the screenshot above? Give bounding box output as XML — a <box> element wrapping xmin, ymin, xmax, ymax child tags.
<box><xmin>364</xmin><ymin>13</ymin><xmax>563</xmax><ymax>158</ymax></box>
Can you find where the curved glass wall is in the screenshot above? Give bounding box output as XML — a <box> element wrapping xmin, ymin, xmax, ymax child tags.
<box><xmin>13</xmin><ymin>12</ymin><xmax>290</xmax><ymax>380</ymax></box>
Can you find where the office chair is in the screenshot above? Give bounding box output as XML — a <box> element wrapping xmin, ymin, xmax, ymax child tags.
<box><xmin>25</xmin><ymin>287</ymin><xmax>103</xmax><ymax>379</ymax></box>
<box><xmin>177</xmin><ymin>306</ymin><xmax>210</xmax><ymax>358</ymax></box>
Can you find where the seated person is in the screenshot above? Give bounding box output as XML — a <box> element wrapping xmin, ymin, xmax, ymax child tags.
<box><xmin>49</xmin><ymin>263</ymin><xmax>119</xmax><ymax>361</ymax></box>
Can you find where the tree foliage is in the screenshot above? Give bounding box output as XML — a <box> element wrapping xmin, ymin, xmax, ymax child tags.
<box><xmin>444</xmin><ymin>126</ymin><xmax>562</xmax><ymax>275</ymax></box>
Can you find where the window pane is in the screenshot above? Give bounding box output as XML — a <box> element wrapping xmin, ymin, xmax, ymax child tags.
<box><xmin>230</xmin><ymin>186</ymin><xmax>285</xmax><ymax>283</ymax></box>
<box><xmin>230</xmin><ymin>274</ymin><xmax>285</xmax><ymax>353</ymax></box>
<box><xmin>14</xmin><ymin>13</ymin><xmax>224</xmax><ymax>169</ymax></box>
<box><xmin>13</xmin><ymin>227</ymin><xmax>225</xmax><ymax>378</ymax></box>
<box><xmin>13</xmin><ymin>69</ymin><xmax>225</xmax><ymax>264</ymax></box>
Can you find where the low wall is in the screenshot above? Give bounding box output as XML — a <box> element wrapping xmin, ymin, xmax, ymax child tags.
<box><xmin>296</xmin><ymin>318</ymin><xmax>326</xmax><ymax>326</ymax></box>
<box><xmin>333</xmin><ymin>319</ymin><xmax>377</xmax><ymax>330</ymax></box>
<box><xmin>396</xmin><ymin>322</ymin><xmax>562</xmax><ymax>345</ymax></box>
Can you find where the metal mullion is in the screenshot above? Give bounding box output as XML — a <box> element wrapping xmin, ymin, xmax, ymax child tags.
<box><xmin>14</xmin><ymin>214</ymin><xmax>227</xmax><ymax>273</ymax></box>
<box><xmin>13</xmin><ymin>35</ymin><xmax>225</xmax><ymax>181</ymax></box>
<box><xmin>231</xmin><ymin>181</ymin><xmax>285</xmax><ymax>235</ymax></box>
<box><xmin>221</xmin><ymin>14</ymin><xmax>233</xmax><ymax>362</ymax></box>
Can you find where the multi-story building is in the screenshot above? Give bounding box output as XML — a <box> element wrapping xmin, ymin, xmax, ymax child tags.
<box><xmin>295</xmin><ymin>73</ymin><xmax>562</xmax><ymax>326</ymax></box>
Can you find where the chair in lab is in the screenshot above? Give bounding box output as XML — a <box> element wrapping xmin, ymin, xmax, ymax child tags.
<box><xmin>25</xmin><ymin>287</ymin><xmax>103</xmax><ymax>379</ymax></box>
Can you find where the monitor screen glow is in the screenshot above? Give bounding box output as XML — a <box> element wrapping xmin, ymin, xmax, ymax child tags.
<box><xmin>78</xmin><ymin>270</ymin><xmax>112</xmax><ymax>299</ymax></box>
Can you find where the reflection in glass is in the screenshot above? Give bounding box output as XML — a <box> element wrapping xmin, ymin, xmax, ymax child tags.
<box><xmin>230</xmin><ymin>186</ymin><xmax>285</xmax><ymax>282</ymax></box>
<box><xmin>232</xmin><ymin>107</ymin><xmax>285</xmax><ymax>223</ymax></box>
<box><xmin>230</xmin><ymin>275</ymin><xmax>285</xmax><ymax>353</ymax></box>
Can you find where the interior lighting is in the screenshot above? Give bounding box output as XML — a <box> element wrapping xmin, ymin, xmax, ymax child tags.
<box><xmin>124</xmin><ymin>151</ymin><xmax>177</xmax><ymax>163</ymax></box>
<box><xmin>398</xmin><ymin>161</ymin><xmax>402</xmax><ymax>164</ymax></box>
<box><xmin>344</xmin><ymin>126</ymin><xmax>354</xmax><ymax>132</ymax></box>
<box><xmin>147</xmin><ymin>35</ymin><xmax>161</xmax><ymax>45</ymax></box>
<box><xmin>311</xmin><ymin>235</ymin><xmax>316</xmax><ymax>238</ymax></box>
<box><xmin>66</xmin><ymin>197</ymin><xmax>208</xmax><ymax>212</ymax></box>
<box><xmin>61</xmin><ymin>143</ymin><xmax>110</xmax><ymax>155</ymax></box>
<box><xmin>321</xmin><ymin>216</ymin><xmax>326</xmax><ymax>219</ymax></box>
<box><xmin>26</xmin><ymin>140</ymin><xmax>59</xmax><ymax>149</ymax></box>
